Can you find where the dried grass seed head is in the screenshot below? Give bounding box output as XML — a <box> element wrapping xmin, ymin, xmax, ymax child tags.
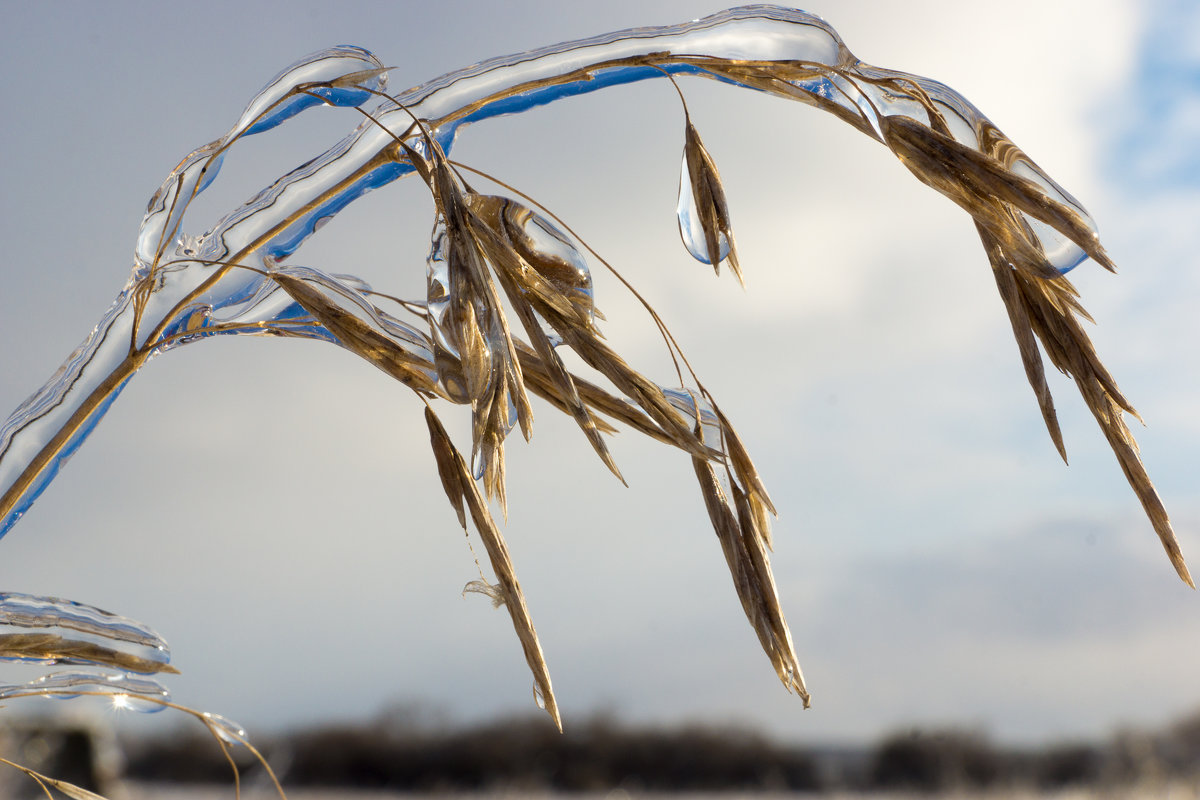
<box><xmin>680</xmin><ymin>120</ymin><xmax>742</xmax><ymax>284</ymax></box>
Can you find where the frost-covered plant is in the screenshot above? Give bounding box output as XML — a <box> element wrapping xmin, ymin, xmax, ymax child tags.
<box><xmin>1</xmin><ymin>6</ymin><xmax>1190</xmax><ymax>796</ymax></box>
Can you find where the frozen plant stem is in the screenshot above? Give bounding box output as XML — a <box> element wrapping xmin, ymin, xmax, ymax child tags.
<box><xmin>1</xmin><ymin>5</ymin><xmax>1191</xmax><ymax>732</ymax></box>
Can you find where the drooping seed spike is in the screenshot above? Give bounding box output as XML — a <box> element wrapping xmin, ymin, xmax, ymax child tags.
<box><xmin>677</xmin><ymin>120</ymin><xmax>742</xmax><ymax>284</ymax></box>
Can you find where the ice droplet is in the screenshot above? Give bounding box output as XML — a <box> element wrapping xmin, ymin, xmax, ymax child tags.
<box><xmin>662</xmin><ymin>387</ymin><xmax>721</xmax><ymax>446</ymax></box>
<box><xmin>496</xmin><ymin>198</ymin><xmax>596</xmax><ymax>325</ymax></box>
<box><xmin>203</xmin><ymin>711</ymin><xmax>248</xmax><ymax>745</ymax></box>
<box><xmin>676</xmin><ymin>148</ymin><xmax>731</xmax><ymax>267</ymax></box>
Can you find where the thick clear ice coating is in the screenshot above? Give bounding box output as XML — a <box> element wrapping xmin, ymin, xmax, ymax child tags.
<box><xmin>0</xmin><ymin>5</ymin><xmax>1107</xmax><ymax>539</ymax></box>
<box><xmin>0</xmin><ymin>591</ymin><xmax>172</xmax><ymax>671</ymax></box>
<box><xmin>0</xmin><ymin>670</ymin><xmax>171</xmax><ymax>714</ymax></box>
<box><xmin>0</xmin><ymin>591</ymin><xmax>175</xmax><ymax>713</ymax></box>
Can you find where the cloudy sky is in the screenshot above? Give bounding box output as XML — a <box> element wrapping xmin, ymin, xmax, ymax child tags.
<box><xmin>1</xmin><ymin>0</ymin><xmax>1197</xmax><ymax>746</ymax></box>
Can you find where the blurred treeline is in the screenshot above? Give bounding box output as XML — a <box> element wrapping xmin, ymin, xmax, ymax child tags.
<box><xmin>113</xmin><ymin>706</ymin><xmax>1200</xmax><ymax>793</ymax></box>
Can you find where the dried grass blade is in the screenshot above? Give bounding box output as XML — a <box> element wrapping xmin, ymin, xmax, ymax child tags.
<box><xmin>40</xmin><ymin>778</ymin><xmax>110</xmax><ymax>800</ymax></box>
<box><xmin>467</xmin><ymin>377</ymin><xmax>512</xmax><ymax>518</ymax></box>
<box><xmin>683</xmin><ymin>121</ymin><xmax>743</xmax><ymax>284</ymax></box>
<box><xmin>978</xmin><ymin>225</ymin><xmax>1067</xmax><ymax>462</ymax></box>
<box><xmin>271</xmin><ymin>273</ymin><xmax>442</xmax><ymax>395</ymax></box>
<box><xmin>1011</xmin><ymin>270</ymin><xmax>1193</xmax><ymax>586</ymax></box>
<box><xmin>485</xmin><ymin>340</ymin><xmax>683</xmax><ymax>449</ymax></box>
<box><xmin>424</xmin><ymin>406</ymin><xmax>561</xmax><ymax>729</ymax></box>
<box><xmin>1095</xmin><ymin>411</ymin><xmax>1193</xmax><ymax>587</ymax></box>
<box><xmin>326</xmin><ymin>65</ymin><xmax>392</xmax><ymax>89</ymax></box>
<box><xmin>557</xmin><ymin>326</ymin><xmax>707</xmax><ymax>457</ymax></box>
<box><xmin>881</xmin><ymin>115</ymin><xmax>1116</xmax><ymax>272</ymax></box>
<box><xmin>706</xmin><ymin>61</ymin><xmax>880</xmax><ymax>139</ymax></box>
<box><xmin>491</xmin><ymin>196</ymin><xmax>599</xmax><ymax>326</ymax></box>
<box><xmin>693</xmin><ymin>454</ymin><xmax>809</xmax><ymax>706</ymax></box>
<box><xmin>716</xmin><ymin>409</ymin><xmax>777</xmax><ymax>549</ymax></box>
<box><xmin>0</xmin><ymin>758</ymin><xmax>112</xmax><ymax>800</ymax></box>
<box><xmin>426</xmin><ymin>406</ymin><xmax>467</xmax><ymax>530</ymax></box>
<box><xmin>458</xmin><ymin>448</ymin><xmax>561</xmax><ymax>731</ymax></box>
<box><xmin>432</xmin><ymin>159</ymin><xmax>534</xmax><ymax>503</ymax></box>
<box><xmin>1029</xmin><ymin>283</ymin><xmax>1135</xmax><ymax>417</ymax></box>
<box><xmin>468</xmin><ymin>196</ymin><xmax>593</xmax><ymax>329</ymax></box>
<box><xmin>457</xmin><ymin>301</ymin><xmax>492</xmax><ymax>401</ymax></box>
<box><xmin>468</xmin><ymin>209</ymin><xmax>625</xmax><ymax>483</ymax></box>
<box><xmin>567</xmin><ymin>376</ymin><xmax>673</xmax><ymax>441</ymax></box>
<box><xmin>0</xmin><ymin>633</ymin><xmax>180</xmax><ymax>675</ymax></box>
<box><xmin>0</xmin><ymin>756</ymin><xmax>113</xmax><ymax>800</ymax></box>
<box><xmin>514</xmin><ymin>298</ymin><xmax>624</xmax><ymax>483</ymax></box>
<box><xmin>514</xmin><ymin>341</ymin><xmax>712</xmax><ymax>451</ymax></box>
<box><xmin>394</xmin><ymin>135</ymin><xmax>433</xmax><ymax>186</ymax></box>
<box><xmin>731</xmin><ymin>480</ymin><xmax>807</xmax><ymax>699</ymax></box>
<box><xmin>488</xmin><ymin>414</ymin><xmax>508</xmax><ymax>518</ymax></box>
<box><xmin>512</xmin><ymin>345</ymin><xmax>620</xmax><ymax>434</ymax></box>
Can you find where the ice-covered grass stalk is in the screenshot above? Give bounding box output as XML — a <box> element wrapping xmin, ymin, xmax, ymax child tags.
<box><xmin>0</xmin><ymin>3</ymin><xmax>1190</xmax><ymax>754</ymax></box>
<box><xmin>0</xmin><ymin>591</ymin><xmax>281</xmax><ymax>798</ymax></box>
